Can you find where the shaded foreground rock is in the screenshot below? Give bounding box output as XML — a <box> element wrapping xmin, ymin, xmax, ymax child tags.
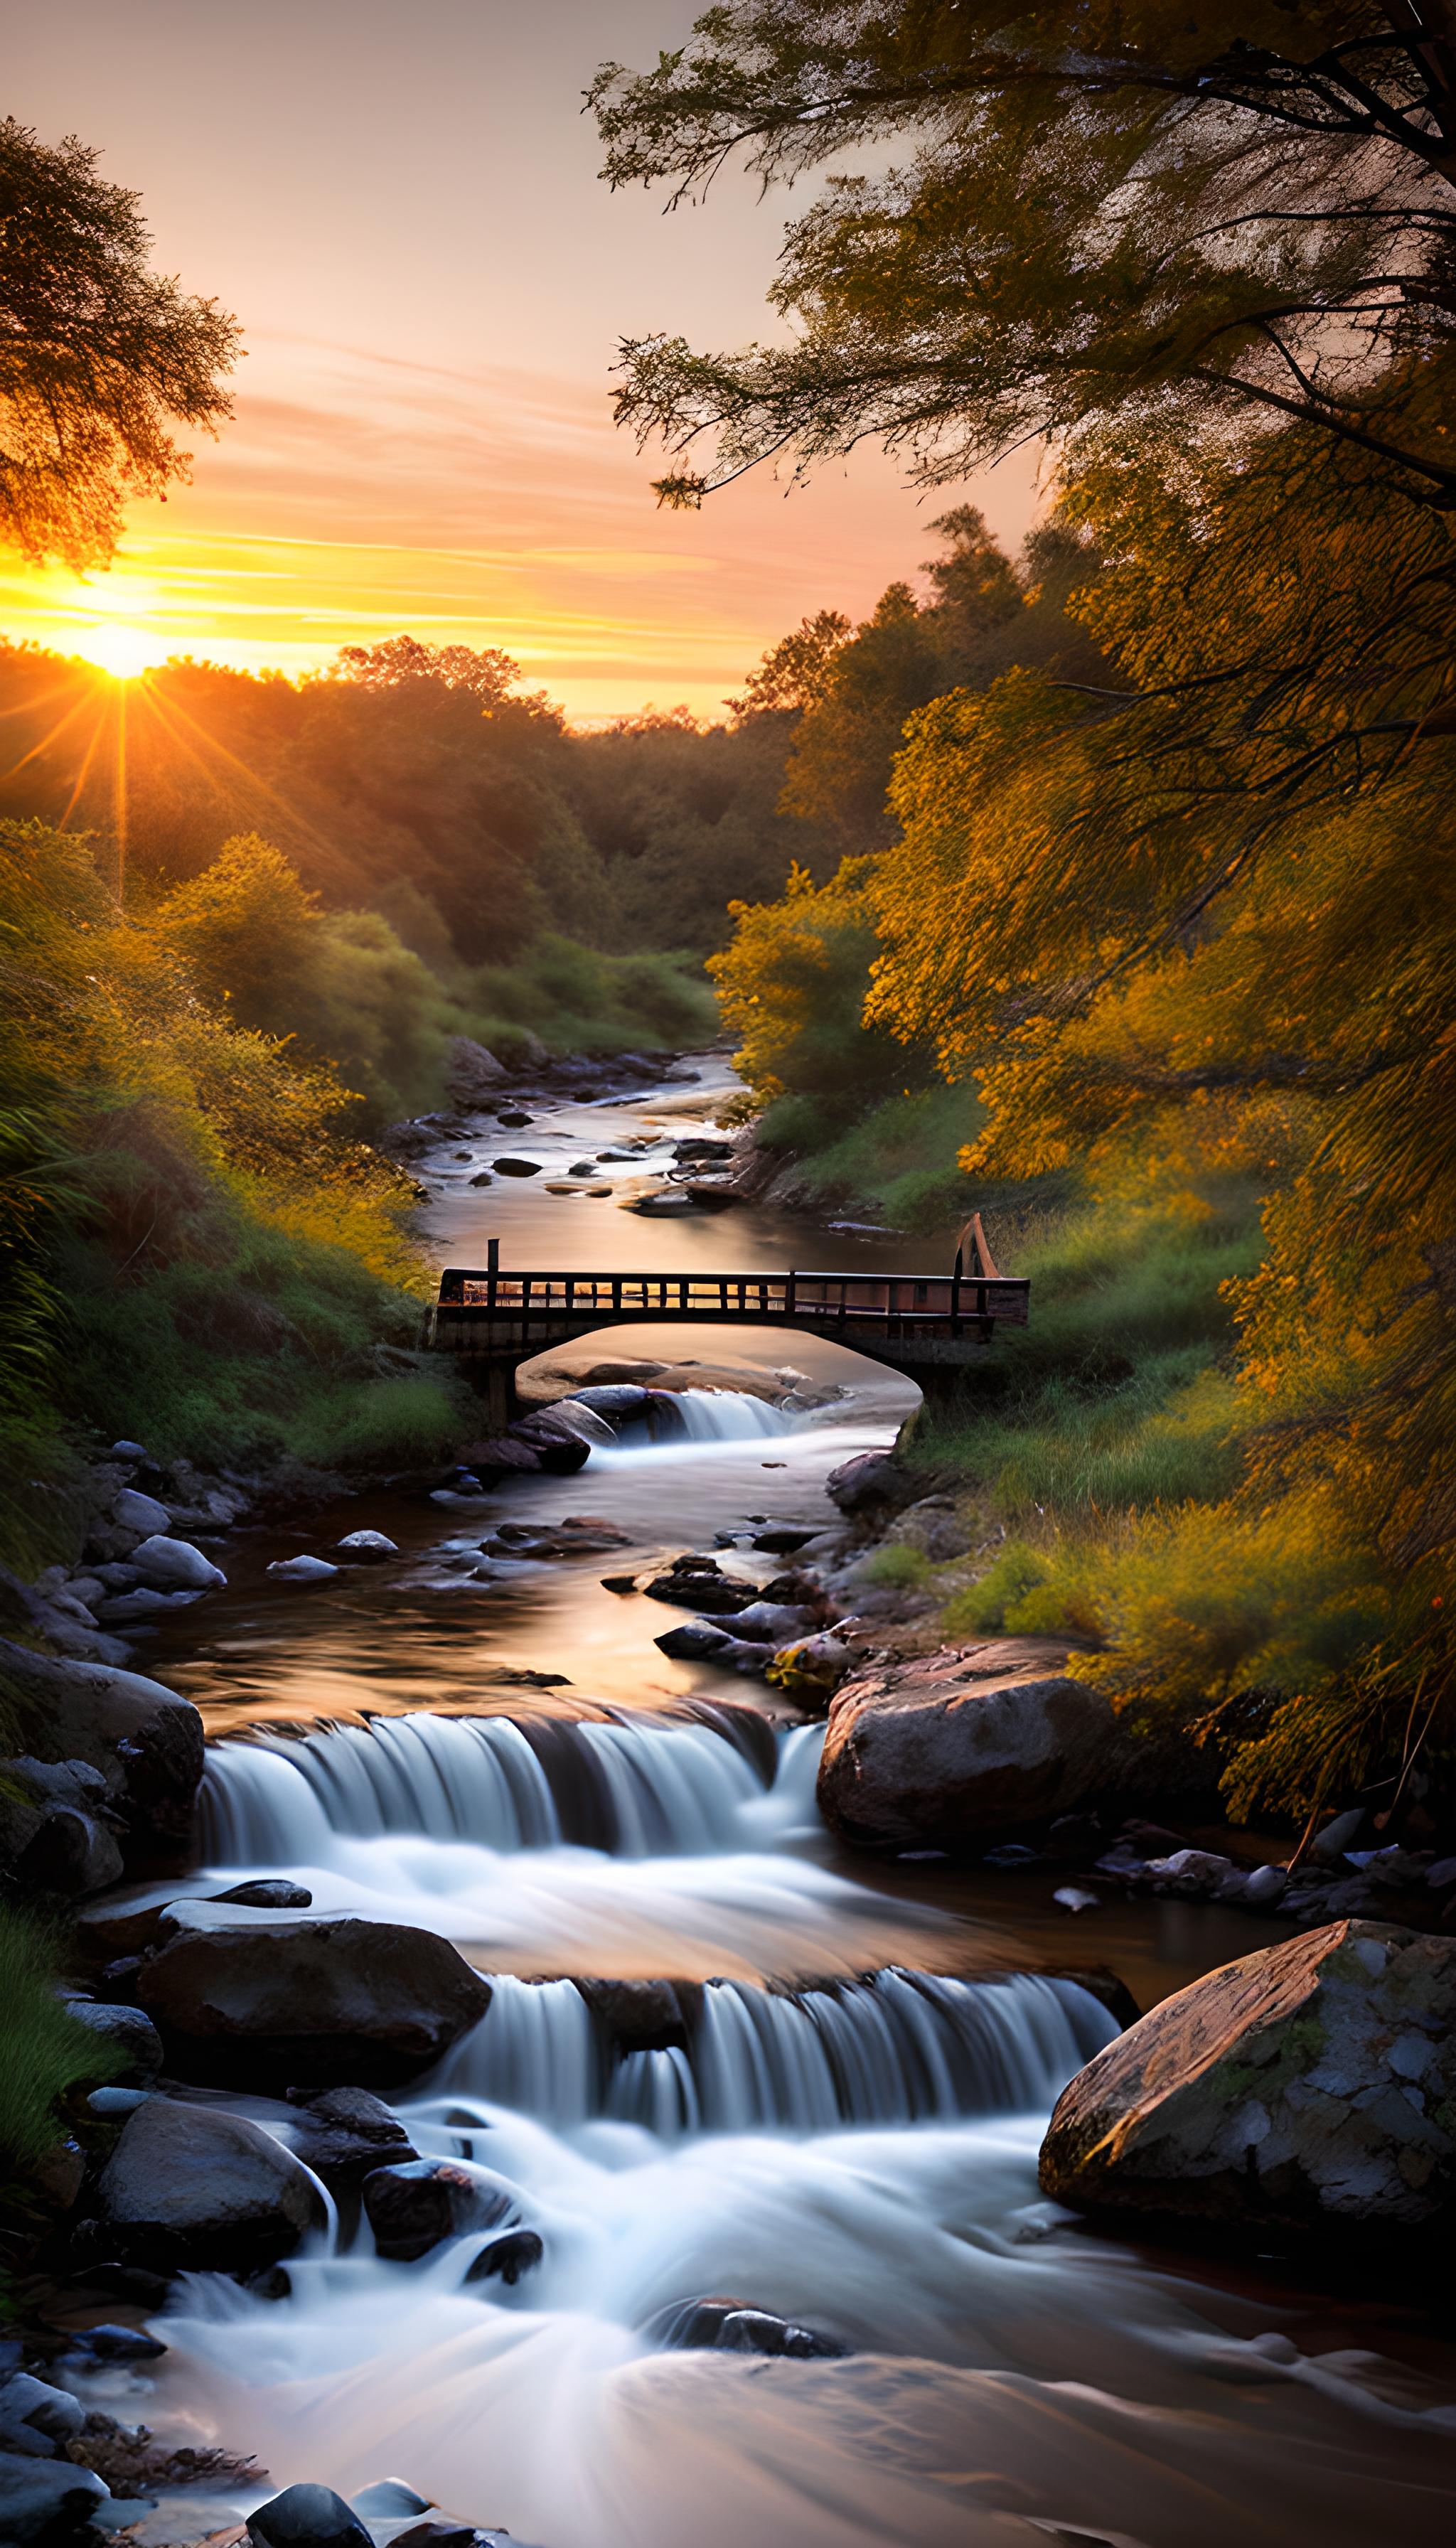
<box><xmin>1039</xmin><ymin>1921</ymin><xmax>1456</xmax><ymax>2235</ymax></box>
<box><xmin>0</xmin><ymin>1639</ymin><xmax>203</xmax><ymax>1843</ymax></box>
<box><xmin>136</xmin><ymin>1909</ymin><xmax>491</xmax><ymax>2088</ymax></box>
<box><xmin>818</xmin><ymin>1639</ymin><xmax>1201</xmax><ymax>1851</ymax></box>
<box><xmin>247</xmin><ymin>2480</ymin><xmax>373</xmax><ymax>2548</ymax></box>
<box><xmin>0</xmin><ymin>2453</ymin><xmax>107</xmax><ymax>2544</ymax></box>
<box><xmin>97</xmin><ymin>2097</ymin><xmax>325</xmax><ymax>2271</ymax></box>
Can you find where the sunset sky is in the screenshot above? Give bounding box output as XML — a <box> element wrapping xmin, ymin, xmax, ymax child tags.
<box><xmin>7</xmin><ymin>1</ymin><xmax>1042</xmax><ymax>722</ymax></box>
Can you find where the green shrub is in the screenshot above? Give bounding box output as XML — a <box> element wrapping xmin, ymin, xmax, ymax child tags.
<box><xmin>469</xmin><ymin>935</ymin><xmax>715</xmax><ymax>1057</ymax></box>
<box><xmin>857</xmin><ymin>1542</ymin><xmax>931</xmax><ymax>1590</ymax></box>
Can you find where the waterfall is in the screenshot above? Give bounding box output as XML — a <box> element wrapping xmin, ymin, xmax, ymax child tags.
<box><xmin>199</xmin><ymin>1713</ymin><xmax>780</xmax><ymax>1864</ymax></box>
<box><xmin>668</xmin><ymin>1389</ymin><xmax>795</xmax><ymax>1443</ymax></box>
<box><xmin>420</xmin><ymin>1969</ymin><xmax>1115</xmax><ymax>2134</ymax></box>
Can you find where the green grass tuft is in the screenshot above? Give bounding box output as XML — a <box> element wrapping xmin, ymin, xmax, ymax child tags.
<box><xmin>0</xmin><ymin>1911</ymin><xmax>119</xmax><ymax>2178</ymax></box>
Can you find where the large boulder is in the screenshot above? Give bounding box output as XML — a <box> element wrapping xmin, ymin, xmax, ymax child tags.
<box><xmin>818</xmin><ymin>1639</ymin><xmax>1133</xmax><ymax>1851</ymax></box>
<box><xmin>96</xmin><ymin>2097</ymin><xmax>325</xmax><ymax>2271</ymax></box>
<box><xmin>135</xmin><ymin>1907</ymin><xmax>492</xmax><ymax>2088</ymax></box>
<box><xmin>0</xmin><ymin>1641</ymin><xmax>204</xmax><ymax>1844</ymax></box>
<box><xmin>1039</xmin><ymin>1921</ymin><xmax>1456</xmax><ymax>2235</ymax></box>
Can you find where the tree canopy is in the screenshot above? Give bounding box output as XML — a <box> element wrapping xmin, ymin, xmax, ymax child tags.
<box><xmin>626</xmin><ymin>4</ymin><xmax>1456</xmax><ymax>1818</ymax></box>
<box><xmin>592</xmin><ymin>2</ymin><xmax>1456</xmax><ymax>508</ymax></box>
<box><xmin>0</xmin><ymin>118</ymin><xmax>239</xmax><ymax>567</ymax></box>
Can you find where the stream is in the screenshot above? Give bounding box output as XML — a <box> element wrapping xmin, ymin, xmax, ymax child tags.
<box><xmin>112</xmin><ymin>1059</ymin><xmax>1455</xmax><ymax>2547</ymax></box>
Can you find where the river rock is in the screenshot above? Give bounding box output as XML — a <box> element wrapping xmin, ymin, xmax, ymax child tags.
<box><xmin>574</xmin><ymin>1977</ymin><xmax>698</xmax><ymax>2052</ymax></box>
<box><xmin>0</xmin><ymin>1642</ymin><xmax>204</xmax><ymax>1843</ymax></box>
<box><xmin>285</xmin><ymin>2086</ymin><xmax>417</xmax><ymax>2185</ymax></box>
<box><xmin>0</xmin><ymin>1757</ymin><xmax>126</xmax><ymax>1895</ymax></box>
<box><xmin>0</xmin><ymin>2452</ymin><xmax>108</xmax><ymax>2544</ymax></box>
<box><xmin>817</xmin><ymin>1639</ymin><xmax>1194</xmax><ymax>1852</ymax></box>
<box><xmin>646</xmin><ymin>2296</ymin><xmax>849</xmax><ymax>2358</ymax></box>
<box><xmin>825</xmin><ymin>1451</ymin><xmax>910</xmax><ymax>1519</ymax></box>
<box><xmin>335</xmin><ymin>1531</ymin><xmax>400</xmax><ymax>1562</ymax></box>
<box><xmin>135</xmin><ymin>1909</ymin><xmax>492</xmax><ymax>2088</ymax></box>
<box><xmin>1039</xmin><ymin>1920</ymin><xmax>1456</xmax><ymax>2234</ymax></box>
<box><xmin>60</xmin><ymin>1997</ymin><xmax>163</xmax><ymax>2079</ymax></box>
<box><xmin>112</xmin><ymin>1487</ymin><xmax>172</xmax><ymax>1537</ymax></box>
<box><xmin>97</xmin><ymin>2097</ymin><xmax>325</xmax><ymax>2271</ymax></box>
<box><xmin>128</xmin><ymin>1533</ymin><xmax>226</xmax><ymax>1592</ymax></box>
<box><xmin>765</xmin><ymin>1634</ymin><xmax>855</xmax><ymax>1709</ymax></box>
<box><xmin>653</xmin><ymin>1620</ymin><xmax>734</xmax><ymax>1661</ymax></box>
<box><xmin>492</xmin><ymin>1156</ymin><xmax>541</xmax><ymax>1177</ymax></box>
<box><xmin>636</xmin><ymin>1558</ymin><xmax>759</xmax><ymax>1614</ymax></box>
<box><xmin>458</xmin><ymin>1437</ymin><xmax>545</xmax><ymax>1479</ymax></box>
<box><xmin>723</xmin><ymin>1600</ymin><xmax>819</xmax><ymax>1646</ymax></box>
<box><xmin>247</xmin><ymin>2480</ymin><xmax>373</xmax><ymax>2548</ymax></box>
<box><xmin>463</xmin><ymin>2228</ymin><xmax>544</xmax><ymax>2286</ymax></box>
<box><xmin>444</xmin><ymin>1037</ymin><xmax>507</xmax><ymax>1104</ymax></box>
<box><xmin>267</xmin><ymin>1555</ymin><xmax>339</xmax><ymax>1581</ymax></box>
<box><xmin>0</xmin><ymin>2373</ymin><xmax>85</xmax><ymax>2458</ymax></box>
<box><xmin>212</xmin><ymin>1878</ymin><xmax>314</xmax><ymax>1909</ymax></box>
<box><xmin>362</xmin><ymin>2158</ymin><xmax>513</xmax><ymax>2261</ymax></box>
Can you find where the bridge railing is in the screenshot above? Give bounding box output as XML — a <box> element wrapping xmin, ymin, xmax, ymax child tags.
<box><xmin>429</xmin><ymin>1264</ymin><xmax>1029</xmax><ymax>1349</ymax></box>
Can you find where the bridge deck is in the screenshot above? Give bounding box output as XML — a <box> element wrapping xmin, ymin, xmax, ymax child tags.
<box><xmin>427</xmin><ymin>1263</ymin><xmax>1030</xmax><ymax>1369</ymax></box>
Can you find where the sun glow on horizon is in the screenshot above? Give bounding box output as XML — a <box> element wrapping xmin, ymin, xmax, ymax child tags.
<box><xmin>66</xmin><ymin>621</ymin><xmax>173</xmax><ymax>682</ymax></box>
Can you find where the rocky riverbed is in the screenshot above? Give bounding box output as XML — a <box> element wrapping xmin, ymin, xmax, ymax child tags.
<box><xmin>4</xmin><ymin>1049</ymin><xmax>1455</xmax><ymax>2548</ymax></box>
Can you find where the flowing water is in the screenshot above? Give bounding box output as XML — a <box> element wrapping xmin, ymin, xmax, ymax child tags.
<box><xmin>121</xmin><ymin>1061</ymin><xmax>1455</xmax><ymax>2546</ymax></box>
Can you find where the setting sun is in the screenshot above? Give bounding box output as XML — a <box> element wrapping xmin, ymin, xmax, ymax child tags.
<box><xmin>68</xmin><ymin>621</ymin><xmax>169</xmax><ymax>680</ymax></box>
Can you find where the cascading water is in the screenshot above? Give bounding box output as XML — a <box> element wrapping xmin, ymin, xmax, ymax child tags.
<box><xmin>192</xmin><ymin>1716</ymin><xmax>961</xmax><ymax>1982</ymax></box>
<box><xmin>427</xmin><ymin>1969</ymin><xmax>1113</xmax><ymax>2136</ymax></box>
<box><xmin>125</xmin><ymin>1065</ymin><xmax>1456</xmax><ymax>2548</ymax></box>
<box><xmin>664</xmin><ymin>1388</ymin><xmax>795</xmax><ymax>1443</ymax></box>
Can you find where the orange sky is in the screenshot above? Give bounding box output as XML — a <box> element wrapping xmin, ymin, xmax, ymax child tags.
<box><xmin>7</xmin><ymin>2</ymin><xmax>1044</xmax><ymax>722</ymax></box>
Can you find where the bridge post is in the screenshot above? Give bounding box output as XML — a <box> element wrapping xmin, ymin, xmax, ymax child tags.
<box><xmin>476</xmin><ymin>1356</ymin><xmax>515</xmax><ymax>1436</ymax></box>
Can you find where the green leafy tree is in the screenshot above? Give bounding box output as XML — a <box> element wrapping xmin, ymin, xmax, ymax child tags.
<box><xmin>0</xmin><ymin>118</ymin><xmax>239</xmax><ymax>567</ymax></box>
<box><xmin>592</xmin><ymin>3</ymin><xmax>1456</xmax><ymax>509</ymax></box>
<box><xmin>729</xmin><ymin>606</ymin><xmax>852</xmax><ymax>715</ymax></box>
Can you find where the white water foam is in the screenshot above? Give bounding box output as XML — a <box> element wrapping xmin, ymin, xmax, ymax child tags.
<box><xmin>195</xmin><ymin>1718</ymin><xmax>946</xmax><ymax>1979</ymax></box>
<box><xmin>422</xmin><ymin>1969</ymin><xmax>1113</xmax><ymax>2135</ymax></box>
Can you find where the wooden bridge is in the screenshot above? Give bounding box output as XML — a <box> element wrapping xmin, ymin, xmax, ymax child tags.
<box><xmin>424</xmin><ymin>1218</ymin><xmax>1028</xmax><ymax>1425</ymax></box>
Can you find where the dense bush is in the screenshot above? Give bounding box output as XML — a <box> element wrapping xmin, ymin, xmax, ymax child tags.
<box><xmin>0</xmin><ymin>820</ymin><xmax>471</xmax><ymax>1559</ymax></box>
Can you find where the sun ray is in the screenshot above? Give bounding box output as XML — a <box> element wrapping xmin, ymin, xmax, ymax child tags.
<box><xmin>56</xmin><ymin>704</ymin><xmax>112</xmax><ymax>833</ymax></box>
<box><xmin>0</xmin><ymin>681</ymin><xmax>100</xmax><ymax>789</ymax></box>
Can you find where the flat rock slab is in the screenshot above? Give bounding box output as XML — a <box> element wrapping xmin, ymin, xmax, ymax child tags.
<box><xmin>136</xmin><ymin>1909</ymin><xmax>491</xmax><ymax>2089</ymax></box>
<box><xmin>1039</xmin><ymin>1920</ymin><xmax>1456</xmax><ymax>2234</ymax></box>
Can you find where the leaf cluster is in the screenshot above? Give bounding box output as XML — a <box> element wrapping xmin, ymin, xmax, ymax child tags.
<box><xmin>0</xmin><ymin>118</ymin><xmax>239</xmax><ymax>568</ymax></box>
